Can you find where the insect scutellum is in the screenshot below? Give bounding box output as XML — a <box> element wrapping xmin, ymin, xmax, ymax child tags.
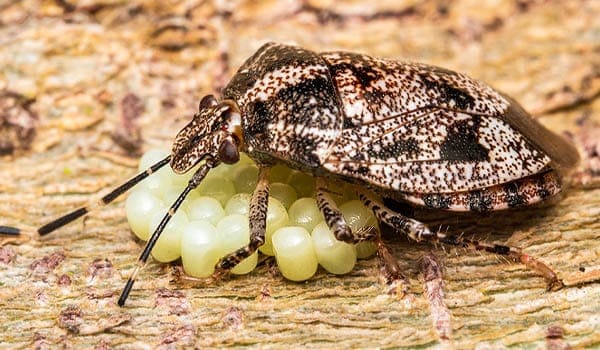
<box><xmin>0</xmin><ymin>42</ymin><xmax>579</xmax><ymax>307</ymax></box>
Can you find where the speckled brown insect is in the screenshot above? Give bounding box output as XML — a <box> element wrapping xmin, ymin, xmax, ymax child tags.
<box><xmin>0</xmin><ymin>42</ymin><xmax>579</xmax><ymax>306</ymax></box>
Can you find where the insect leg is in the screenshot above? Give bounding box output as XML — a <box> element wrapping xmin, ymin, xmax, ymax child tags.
<box><xmin>0</xmin><ymin>156</ymin><xmax>171</xmax><ymax>237</ymax></box>
<box><xmin>213</xmin><ymin>166</ymin><xmax>270</xmax><ymax>278</ymax></box>
<box><xmin>358</xmin><ymin>189</ymin><xmax>564</xmax><ymax>291</ymax></box>
<box><xmin>357</xmin><ymin>190</ymin><xmax>436</xmax><ymax>242</ymax></box>
<box><xmin>118</xmin><ymin>159</ymin><xmax>214</xmax><ymax>306</ymax></box>
<box><xmin>316</xmin><ymin>178</ymin><xmax>376</xmax><ymax>243</ymax></box>
<box><xmin>376</xmin><ymin>238</ymin><xmax>410</xmax><ymax>297</ymax></box>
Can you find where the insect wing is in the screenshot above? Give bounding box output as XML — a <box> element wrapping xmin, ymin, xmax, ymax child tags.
<box><xmin>321</xmin><ymin>52</ymin><xmax>555</xmax><ymax>194</ymax></box>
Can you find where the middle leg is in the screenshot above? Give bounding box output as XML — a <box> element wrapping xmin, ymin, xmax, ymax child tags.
<box><xmin>315</xmin><ymin>178</ymin><xmax>377</xmax><ymax>244</ymax></box>
<box><xmin>317</xmin><ymin>180</ymin><xmax>408</xmax><ymax>294</ymax></box>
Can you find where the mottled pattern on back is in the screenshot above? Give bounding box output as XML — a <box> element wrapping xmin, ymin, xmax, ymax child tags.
<box><xmin>222</xmin><ymin>43</ymin><xmax>342</xmax><ymax>168</ymax></box>
<box><xmin>320</xmin><ymin>51</ymin><xmax>551</xmax><ymax>193</ymax></box>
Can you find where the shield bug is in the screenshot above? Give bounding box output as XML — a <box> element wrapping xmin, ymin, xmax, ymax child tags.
<box><xmin>0</xmin><ymin>42</ymin><xmax>579</xmax><ymax>306</ymax></box>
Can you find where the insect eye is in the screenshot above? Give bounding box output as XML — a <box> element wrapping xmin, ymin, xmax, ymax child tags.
<box><xmin>199</xmin><ymin>95</ymin><xmax>218</xmax><ymax>111</ymax></box>
<box><xmin>220</xmin><ymin>106</ymin><xmax>239</xmax><ymax>124</ymax></box>
<box><xmin>218</xmin><ymin>138</ymin><xmax>240</xmax><ymax>164</ymax></box>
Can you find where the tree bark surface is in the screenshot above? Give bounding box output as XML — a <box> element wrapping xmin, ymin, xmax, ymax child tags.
<box><xmin>0</xmin><ymin>1</ymin><xmax>598</xmax><ymax>348</ymax></box>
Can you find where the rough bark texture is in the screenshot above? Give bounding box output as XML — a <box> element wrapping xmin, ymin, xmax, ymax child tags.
<box><xmin>0</xmin><ymin>1</ymin><xmax>599</xmax><ymax>348</ymax></box>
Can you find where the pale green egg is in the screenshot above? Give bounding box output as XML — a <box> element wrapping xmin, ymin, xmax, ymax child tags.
<box><xmin>269</xmin><ymin>182</ymin><xmax>298</xmax><ymax>209</ymax></box>
<box><xmin>340</xmin><ymin>200</ymin><xmax>378</xmax><ymax>259</ymax></box>
<box><xmin>288</xmin><ymin>197</ymin><xmax>323</xmax><ymax>232</ymax></box>
<box><xmin>185</xmin><ymin>196</ymin><xmax>225</xmax><ymax>225</ymax></box>
<box><xmin>224</xmin><ymin>193</ymin><xmax>251</xmax><ymax>216</ymax></box>
<box><xmin>149</xmin><ymin>209</ymin><xmax>188</xmax><ymax>263</ymax></box>
<box><xmin>217</xmin><ymin>214</ymin><xmax>257</xmax><ymax>275</ymax></box>
<box><xmin>258</xmin><ymin>197</ymin><xmax>289</xmax><ymax>256</ymax></box>
<box><xmin>181</xmin><ymin>220</ymin><xmax>222</xmax><ymax>278</ymax></box>
<box><xmin>272</xmin><ymin>226</ymin><xmax>318</xmax><ymax>281</ymax></box>
<box><xmin>312</xmin><ymin>222</ymin><xmax>357</xmax><ymax>275</ymax></box>
<box><xmin>125</xmin><ymin>190</ymin><xmax>165</xmax><ymax>240</ymax></box>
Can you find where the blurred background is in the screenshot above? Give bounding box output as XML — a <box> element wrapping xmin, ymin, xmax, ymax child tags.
<box><xmin>0</xmin><ymin>1</ymin><xmax>598</xmax><ymax>348</ymax></box>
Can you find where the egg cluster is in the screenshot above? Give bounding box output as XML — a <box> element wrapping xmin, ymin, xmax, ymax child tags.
<box><xmin>125</xmin><ymin>149</ymin><xmax>378</xmax><ymax>281</ymax></box>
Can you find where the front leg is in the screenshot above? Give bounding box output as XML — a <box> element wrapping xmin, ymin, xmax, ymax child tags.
<box><xmin>213</xmin><ymin>166</ymin><xmax>270</xmax><ymax>278</ymax></box>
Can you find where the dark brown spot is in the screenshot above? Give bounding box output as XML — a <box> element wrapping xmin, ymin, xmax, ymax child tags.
<box><xmin>468</xmin><ymin>190</ymin><xmax>493</xmax><ymax>212</ymax></box>
<box><xmin>342</xmin><ymin>117</ymin><xmax>355</xmax><ymax>129</ymax></box>
<box><xmin>368</xmin><ymin>138</ymin><xmax>420</xmax><ymax>160</ymax></box>
<box><xmin>440</xmin><ymin>118</ymin><xmax>489</xmax><ymax>162</ymax></box>
<box><xmin>245</xmin><ymin>100</ymin><xmax>270</xmax><ymax>139</ymax></box>
<box><xmin>537</xmin><ymin>187</ymin><xmax>551</xmax><ymax>199</ymax></box>
<box><xmin>420</xmin><ymin>75</ymin><xmax>475</xmax><ymax>110</ymax></box>
<box><xmin>504</xmin><ymin>183</ymin><xmax>526</xmax><ymax>207</ymax></box>
<box><xmin>422</xmin><ymin>194</ymin><xmax>452</xmax><ymax>209</ymax></box>
<box><xmin>330</xmin><ymin>62</ymin><xmax>382</xmax><ymax>88</ymax></box>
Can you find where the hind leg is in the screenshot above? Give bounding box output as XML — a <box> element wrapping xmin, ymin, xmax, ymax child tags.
<box><xmin>375</xmin><ymin>238</ymin><xmax>410</xmax><ymax>297</ymax></box>
<box><xmin>357</xmin><ymin>188</ymin><xmax>564</xmax><ymax>291</ymax></box>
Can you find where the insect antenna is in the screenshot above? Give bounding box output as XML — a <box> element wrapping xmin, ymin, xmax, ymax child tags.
<box><xmin>118</xmin><ymin>159</ymin><xmax>215</xmax><ymax>307</ymax></box>
<box><xmin>0</xmin><ymin>156</ymin><xmax>171</xmax><ymax>237</ymax></box>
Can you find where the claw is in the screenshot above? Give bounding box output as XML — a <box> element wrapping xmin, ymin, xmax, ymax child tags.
<box><xmin>211</xmin><ymin>264</ymin><xmax>229</xmax><ymax>281</ymax></box>
<box><xmin>547</xmin><ymin>278</ymin><xmax>565</xmax><ymax>292</ymax></box>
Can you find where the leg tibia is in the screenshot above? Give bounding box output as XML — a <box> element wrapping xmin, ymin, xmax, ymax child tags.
<box><xmin>214</xmin><ymin>167</ymin><xmax>270</xmax><ymax>276</ymax></box>
<box><xmin>358</xmin><ymin>188</ymin><xmax>564</xmax><ymax>291</ymax></box>
<box><xmin>358</xmin><ymin>189</ymin><xmax>436</xmax><ymax>242</ymax></box>
<box><xmin>316</xmin><ymin>179</ymin><xmax>376</xmax><ymax>243</ymax></box>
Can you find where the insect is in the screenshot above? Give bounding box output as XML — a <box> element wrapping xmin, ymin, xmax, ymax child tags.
<box><xmin>0</xmin><ymin>42</ymin><xmax>579</xmax><ymax>306</ymax></box>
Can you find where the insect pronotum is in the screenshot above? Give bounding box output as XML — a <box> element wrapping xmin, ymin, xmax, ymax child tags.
<box><xmin>0</xmin><ymin>42</ymin><xmax>579</xmax><ymax>306</ymax></box>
